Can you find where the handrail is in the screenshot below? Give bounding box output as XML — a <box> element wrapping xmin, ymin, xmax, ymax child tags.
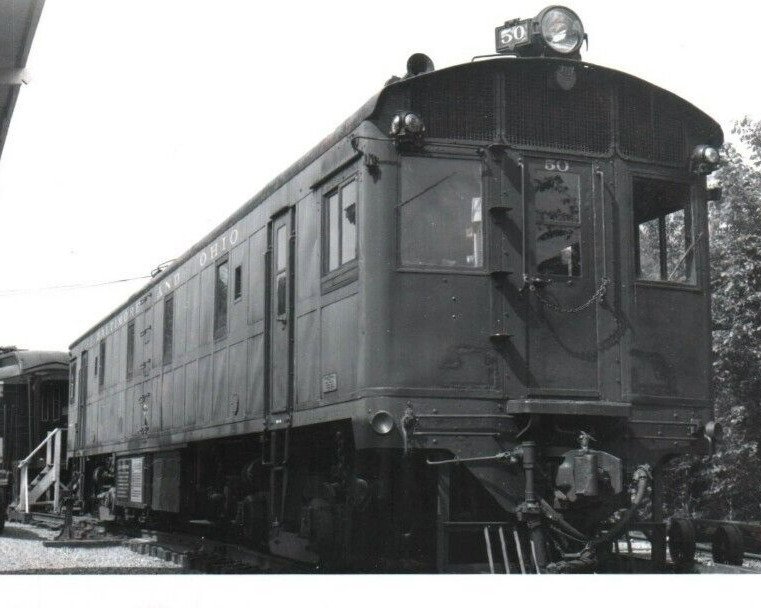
<box><xmin>16</xmin><ymin>426</ymin><xmax>65</xmax><ymax>514</ymax></box>
<box><xmin>17</xmin><ymin>427</ymin><xmax>62</xmax><ymax>469</ymax></box>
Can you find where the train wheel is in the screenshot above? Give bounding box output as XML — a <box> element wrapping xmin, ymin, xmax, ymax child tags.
<box><xmin>712</xmin><ymin>524</ymin><xmax>744</xmax><ymax>566</ymax></box>
<box><xmin>667</xmin><ymin>519</ymin><xmax>696</xmax><ymax>569</ymax></box>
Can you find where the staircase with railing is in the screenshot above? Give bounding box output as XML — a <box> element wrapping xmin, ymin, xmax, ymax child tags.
<box><xmin>14</xmin><ymin>428</ymin><xmax>65</xmax><ymax>514</ymax></box>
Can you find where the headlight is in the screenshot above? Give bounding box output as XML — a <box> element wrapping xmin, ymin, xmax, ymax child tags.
<box><xmin>390</xmin><ymin>114</ymin><xmax>403</xmax><ymax>136</ymax></box>
<box><xmin>370</xmin><ymin>411</ymin><xmax>395</xmax><ymax>435</ymax></box>
<box><xmin>539</xmin><ymin>6</ymin><xmax>584</xmax><ymax>55</ymax></box>
<box><xmin>703</xmin><ymin>146</ymin><xmax>720</xmax><ymax>164</ymax></box>
<box><xmin>691</xmin><ymin>144</ymin><xmax>722</xmax><ymax>174</ymax></box>
<box><xmin>389</xmin><ymin>112</ymin><xmax>425</xmax><ymax>142</ymax></box>
<box><xmin>403</xmin><ymin>112</ymin><xmax>424</xmax><ymax>134</ymax></box>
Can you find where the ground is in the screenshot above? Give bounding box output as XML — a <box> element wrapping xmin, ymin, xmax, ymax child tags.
<box><xmin>0</xmin><ymin>522</ymin><xmax>182</xmax><ymax>574</ymax></box>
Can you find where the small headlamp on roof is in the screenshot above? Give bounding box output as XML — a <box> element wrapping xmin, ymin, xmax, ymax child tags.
<box><xmin>691</xmin><ymin>144</ymin><xmax>722</xmax><ymax>175</ymax></box>
<box><xmin>390</xmin><ymin>111</ymin><xmax>425</xmax><ymax>147</ymax></box>
<box><xmin>495</xmin><ymin>5</ymin><xmax>586</xmax><ymax>58</ymax></box>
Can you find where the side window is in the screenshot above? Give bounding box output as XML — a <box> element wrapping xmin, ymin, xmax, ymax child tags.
<box><xmin>163</xmin><ymin>295</ymin><xmax>174</xmax><ymax>365</ymax></box>
<box><xmin>323</xmin><ymin>178</ymin><xmax>358</xmax><ymax>274</ymax></box>
<box><xmin>214</xmin><ymin>259</ymin><xmax>229</xmax><ymax>339</ymax></box>
<box><xmin>276</xmin><ymin>225</ymin><xmax>288</xmax><ymax>316</ymax></box>
<box><xmin>634</xmin><ymin>178</ymin><xmax>694</xmax><ymax>284</ymax></box>
<box><xmin>234</xmin><ymin>264</ymin><xmax>242</xmax><ymax>301</ymax></box>
<box><xmin>79</xmin><ymin>350</ymin><xmax>88</xmax><ymax>404</ymax></box>
<box><xmin>98</xmin><ymin>339</ymin><xmax>106</xmax><ymax>388</ymax></box>
<box><xmin>126</xmin><ymin>321</ymin><xmax>135</xmax><ymax>380</ymax></box>
<box><xmin>399</xmin><ymin>157</ymin><xmax>483</xmax><ymax>269</ymax></box>
<box><xmin>69</xmin><ymin>360</ymin><xmax>77</xmax><ymax>404</ymax></box>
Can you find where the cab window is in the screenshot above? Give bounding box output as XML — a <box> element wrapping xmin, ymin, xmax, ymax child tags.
<box><xmin>634</xmin><ymin>178</ymin><xmax>694</xmax><ymax>284</ymax></box>
<box><xmin>399</xmin><ymin>157</ymin><xmax>483</xmax><ymax>269</ymax></box>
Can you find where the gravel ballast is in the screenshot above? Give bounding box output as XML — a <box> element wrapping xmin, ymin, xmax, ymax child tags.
<box><xmin>0</xmin><ymin>522</ymin><xmax>183</xmax><ymax>574</ymax></box>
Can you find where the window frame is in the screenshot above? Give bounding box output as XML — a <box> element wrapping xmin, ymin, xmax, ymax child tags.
<box><xmin>98</xmin><ymin>339</ymin><xmax>106</xmax><ymax>388</ymax></box>
<box><xmin>632</xmin><ymin>174</ymin><xmax>698</xmax><ymax>289</ymax></box>
<box><xmin>322</xmin><ymin>175</ymin><xmax>359</xmax><ymax>277</ymax></box>
<box><xmin>233</xmin><ymin>264</ymin><xmax>243</xmax><ymax>302</ymax></box>
<box><xmin>530</xmin><ymin>167</ymin><xmax>584</xmax><ymax>279</ymax></box>
<box><xmin>163</xmin><ymin>294</ymin><xmax>174</xmax><ymax>366</ymax></box>
<box><xmin>126</xmin><ymin>321</ymin><xmax>135</xmax><ymax>381</ymax></box>
<box><xmin>213</xmin><ymin>256</ymin><xmax>230</xmax><ymax>341</ymax></box>
<box><xmin>396</xmin><ymin>152</ymin><xmax>488</xmax><ymax>275</ymax></box>
<box><xmin>69</xmin><ymin>359</ymin><xmax>77</xmax><ymax>404</ymax></box>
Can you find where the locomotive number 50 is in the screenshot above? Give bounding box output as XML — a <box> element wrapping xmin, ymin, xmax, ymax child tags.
<box><xmin>545</xmin><ymin>159</ymin><xmax>570</xmax><ymax>172</ymax></box>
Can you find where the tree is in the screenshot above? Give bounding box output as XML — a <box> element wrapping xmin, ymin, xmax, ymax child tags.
<box><xmin>665</xmin><ymin>118</ymin><xmax>761</xmax><ymax>521</ymax></box>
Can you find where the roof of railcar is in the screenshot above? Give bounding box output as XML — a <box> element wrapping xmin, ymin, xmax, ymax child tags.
<box><xmin>0</xmin><ymin>350</ymin><xmax>69</xmax><ymax>382</ymax></box>
<box><xmin>70</xmin><ymin>56</ymin><xmax>723</xmax><ymax>349</ymax></box>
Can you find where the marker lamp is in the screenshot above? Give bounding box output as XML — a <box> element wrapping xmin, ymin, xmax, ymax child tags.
<box><xmin>370</xmin><ymin>411</ymin><xmax>395</xmax><ymax>435</ymax></box>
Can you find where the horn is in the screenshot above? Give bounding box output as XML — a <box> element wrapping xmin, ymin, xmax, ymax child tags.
<box><xmin>405</xmin><ymin>53</ymin><xmax>434</xmax><ymax>77</ymax></box>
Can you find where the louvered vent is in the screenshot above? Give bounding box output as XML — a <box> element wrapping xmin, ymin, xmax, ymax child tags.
<box><xmin>619</xmin><ymin>82</ymin><xmax>685</xmax><ymax>164</ymax></box>
<box><xmin>410</xmin><ymin>68</ymin><xmax>496</xmax><ymax>141</ymax></box>
<box><xmin>503</xmin><ymin>64</ymin><xmax>612</xmax><ymax>154</ymax></box>
<box><xmin>374</xmin><ymin>61</ymin><xmax>712</xmax><ymax>165</ymax></box>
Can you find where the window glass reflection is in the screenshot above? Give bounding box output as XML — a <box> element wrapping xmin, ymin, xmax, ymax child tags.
<box><xmin>531</xmin><ymin>167</ymin><xmax>582</xmax><ymax>277</ymax></box>
<box><xmin>400</xmin><ymin>157</ymin><xmax>483</xmax><ymax>269</ymax></box>
<box><xmin>536</xmin><ymin>225</ymin><xmax>581</xmax><ymax>276</ymax></box>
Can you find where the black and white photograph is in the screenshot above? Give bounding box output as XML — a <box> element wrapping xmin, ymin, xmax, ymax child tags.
<box><xmin>0</xmin><ymin>0</ymin><xmax>760</xmax><ymax>603</ymax></box>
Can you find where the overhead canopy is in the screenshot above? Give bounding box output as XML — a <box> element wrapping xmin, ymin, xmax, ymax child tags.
<box><xmin>0</xmin><ymin>350</ymin><xmax>68</xmax><ymax>383</ymax></box>
<box><xmin>0</xmin><ymin>0</ymin><xmax>44</xmax><ymax>162</ymax></box>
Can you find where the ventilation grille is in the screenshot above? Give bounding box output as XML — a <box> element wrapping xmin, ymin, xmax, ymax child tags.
<box><xmin>410</xmin><ymin>69</ymin><xmax>496</xmax><ymax>141</ymax></box>
<box><xmin>619</xmin><ymin>82</ymin><xmax>685</xmax><ymax>164</ymax></box>
<box><xmin>503</xmin><ymin>64</ymin><xmax>612</xmax><ymax>154</ymax></box>
<box><xmin>373</xmin><ymin>62</ymin><xmax>711</xmax><ymax>164</ymax></box>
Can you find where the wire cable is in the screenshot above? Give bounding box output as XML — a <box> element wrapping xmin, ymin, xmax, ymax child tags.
<box><xmin>0</xmin><ymin>275</ymin><xmax>152</xmax><ymax>296</ymax></box>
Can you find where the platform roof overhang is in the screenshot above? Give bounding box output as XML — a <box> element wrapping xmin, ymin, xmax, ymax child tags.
<box><xmin>0</xmin><ymin>0</ymin><xmax>44</xmax><ymax>162</ymax></box>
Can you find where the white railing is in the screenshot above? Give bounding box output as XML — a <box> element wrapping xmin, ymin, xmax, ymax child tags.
<box><xmin>16</xmin><ymin>428</ymin><xmax>64</xmax><ymax>514</ymax></box>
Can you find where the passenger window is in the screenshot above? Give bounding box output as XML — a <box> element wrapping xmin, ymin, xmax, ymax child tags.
<box><xmin>234</xmin><ymin>265</ymin><xmax>242</xmax><ymax>301</ymax></box>
<box><xmin>126</xmin><ymin>321</ymin><xmax>135</xmax><ymax>380</ymax></box>
<box><xmin>634</xmin><ymin>178</ymin><xmax>694</xmax><ymax>284</ymax></box>
<box><xmin>324</xmin><ymin>178</ymin><xmax>358</xmax><ymax>273</ymax></box>
<box><xmin>69</xmin><ymin>360</ymin><xmax>77</xmax><ymax>403</ymax></box>
<box><xmin>214</xmin><ymin>260</ymin><xmax>229</xmax><ymax>339</ymax></box>
<box><xmin>163</xmin><ymin>295</ymin><xmax>174</xmax><ymax>365</ymax></box>
<box><xmin>532</xmin><ymin>170</ymin><xmax>582</xmax><ymax>277</ymax></box>
<box><xmin>399</xmin><ymin>157</ymin><xmax>483</xmax><ymax>269</ymax></box>
<box><xmin>98</xmin><ymin>339</ymin><xmax>106</xmax><ymax>388</ymax></box>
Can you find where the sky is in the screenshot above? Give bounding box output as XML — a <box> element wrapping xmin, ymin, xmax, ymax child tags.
<box><xmin>0</xmin><ymin>0</ymin><xmax>759</xmax><ymax>351</ymax></box>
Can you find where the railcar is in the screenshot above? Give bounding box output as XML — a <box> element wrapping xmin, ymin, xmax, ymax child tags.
<box><xmin>0</xmin><ymin>349</ymin><xmax>69</xmax><ymax>533</ymax></box>
<box><xmin>67</xmin><ymin>6</ymin><xmax>723</xmax><ymax>572</ymax></box>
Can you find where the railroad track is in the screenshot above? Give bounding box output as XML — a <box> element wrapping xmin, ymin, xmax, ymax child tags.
<box><xmin>13</xmin><ymin>510</ymin><xmax>761</xmax><ymax>574</ymax></box>
<box><xmin>122</xmin><ymin>527</ymin><xmax>309</xmax><ymax>574</ymax></box>
<box><xmin>694</xmin><ymin>542</ymin><xmax>761</xmax><ymax>574</ymax></box>
<box><xmin>12</xmin><ymin>509</ymin><xmax>308</xmax><ymax>574</ymax></box>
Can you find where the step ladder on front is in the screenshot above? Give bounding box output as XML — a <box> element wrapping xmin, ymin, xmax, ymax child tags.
<box><xmin>15</xmin><ymin>428</ymin><xmax>65</xmax><ymax>514</ymax></box>
<box><xmin>436</xmin><ymin>465</ymin><xmax>540</xmax><ymax>574</ymax></box>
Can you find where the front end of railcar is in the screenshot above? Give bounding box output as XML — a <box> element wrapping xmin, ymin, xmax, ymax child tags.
<box><xmin>354</xmin><ymin>5</ymin><xmax>722</xmax><ymax>572</ymax></box>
